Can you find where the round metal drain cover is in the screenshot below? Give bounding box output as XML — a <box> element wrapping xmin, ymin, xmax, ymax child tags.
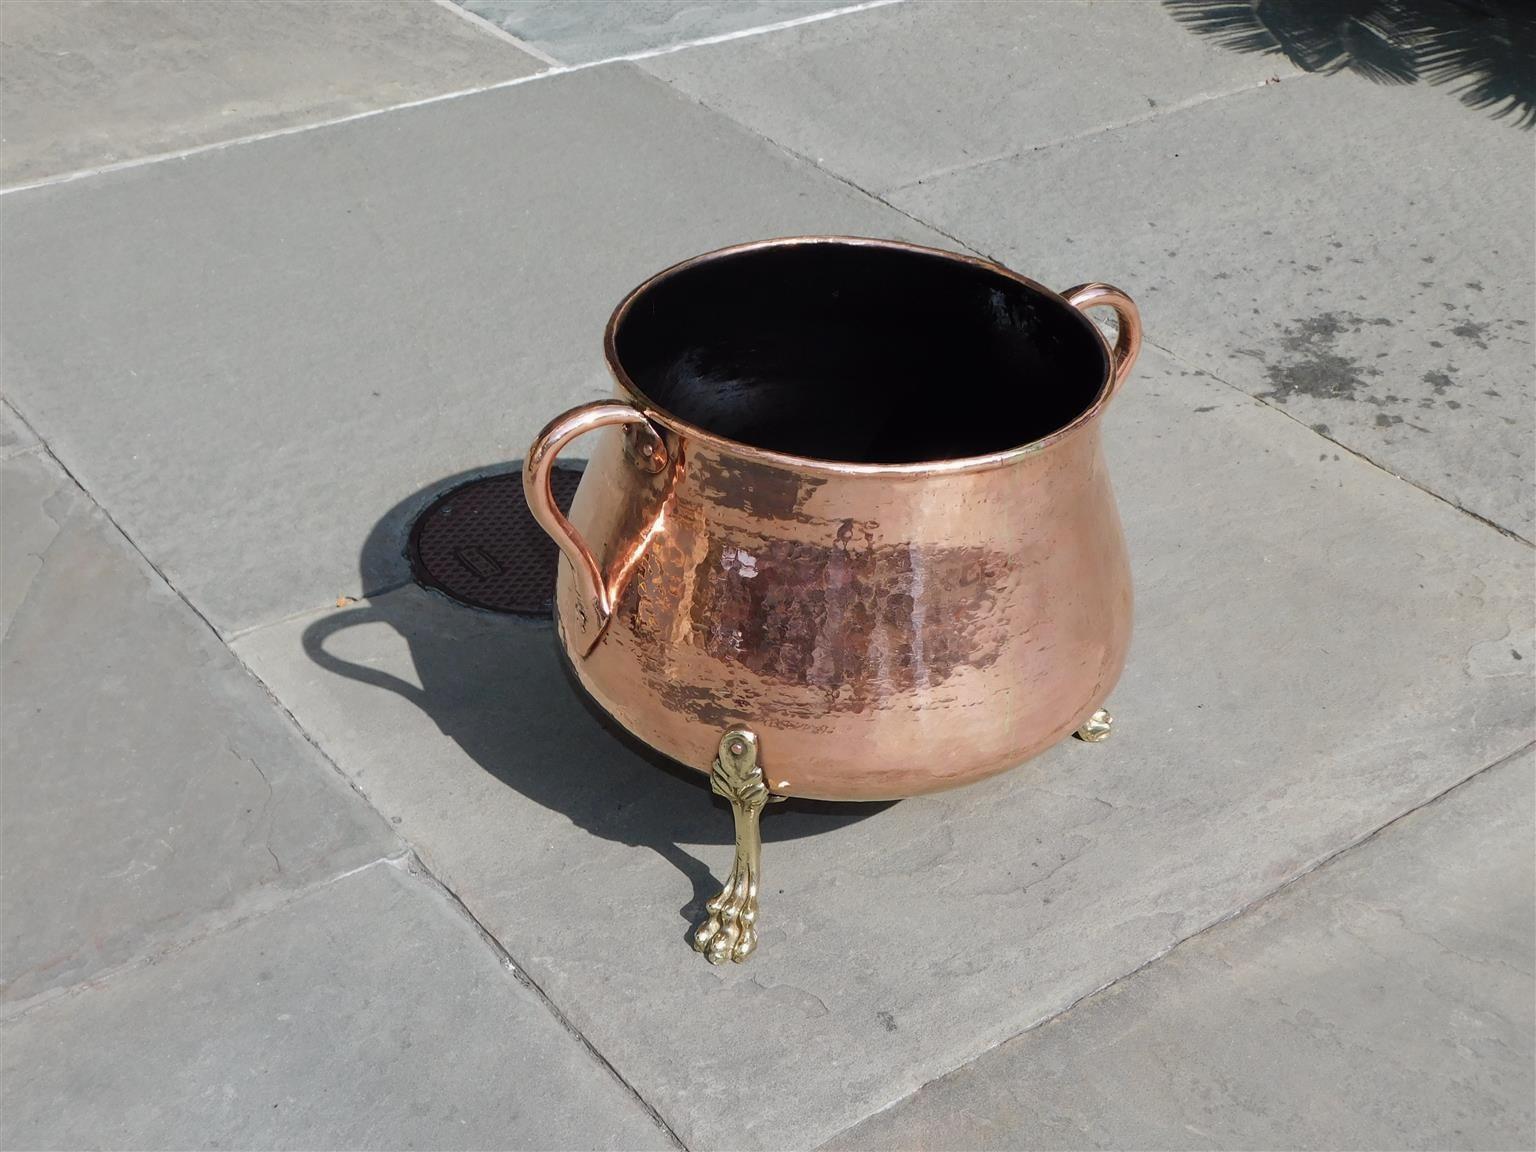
<box><xmin>408</xmin><ymin>464</ymin><xmax>582</xmax><ymax>615</ymax></box>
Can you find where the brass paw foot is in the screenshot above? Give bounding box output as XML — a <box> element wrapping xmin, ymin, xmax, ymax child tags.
<box><xmin>693</xmin><ymin>727</ymin><xmax>769</xmax><ymax>965</ymax></box>
<box><xmin>1075</xmin><ymin>707</ymin><xmax>1113</xmax><ymax>743</ymax></box>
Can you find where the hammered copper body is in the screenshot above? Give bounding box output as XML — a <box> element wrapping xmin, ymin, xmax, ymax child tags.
<box><xmin>525</xmin><ymin>237</ymin><xmax>1140</xmax><ymax>802</ymax></box>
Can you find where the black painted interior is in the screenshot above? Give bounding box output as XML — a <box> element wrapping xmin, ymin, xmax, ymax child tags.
<box><xmin>611</xmin><ymin>242</ymin><xmax>1108</xmax><ymax>464</ymax></box>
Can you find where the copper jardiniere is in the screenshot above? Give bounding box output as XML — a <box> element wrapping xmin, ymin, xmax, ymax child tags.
<box><xmin>525</xmin><ymin>237</ymin><xmax>1141</xmax><ymax>963</ymax></box>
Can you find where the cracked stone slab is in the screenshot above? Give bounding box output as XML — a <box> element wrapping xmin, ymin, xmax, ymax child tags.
<box><xmin>0</xmin><ymin>859</ymin><xmax>673</xmax><ymax>1150</ymax></box>
<box><xmin>459</xmin><ymin>0</ymin><xmax>859</xmax><ymax>65</ymax></box>
<box><xmin>233</xmin><ymin>345</ymin><xmax>1534</xmax><ymax>1150</ymax></box>
<box><xmin>0</xmin><ymin>0</ymin><xmax>543</xmax><ymax>187</ymax></box>
<box><xmin>641</xmin><ymin>1</ymin><xmax>1295</xmax><ymax>193</ymax></box>
<box><xmin>0</xmin><ymin>64</ymin><xmax>946</xmax><ymax>636</ymax></box>
<box><xmin>890</xmin><ymin>71</ymin><xmax>1536</xmax><ymax>539</ymax></box>
<box><xmin>0</xmin><ymin>452</ymin><xmax>399</xmax><ymax>1003</ymax></box>
<box><xmin>828</xmin><ymin>749</ymin><xmax>1535</xmax><ymax>1151</ymax></box>
<box><xmin>0</xmin><ymin>401</ymin><xmax>38</xmax><ymax>459</ymax></box>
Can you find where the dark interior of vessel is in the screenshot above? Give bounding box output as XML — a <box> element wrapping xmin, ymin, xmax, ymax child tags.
<box><xmin>611</xmin><ymin>241</ymin><xmax>1109</xmax><ymax>464</ymax></box>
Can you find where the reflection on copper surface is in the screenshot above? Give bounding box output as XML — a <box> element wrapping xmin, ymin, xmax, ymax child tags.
<box><xmin>526</xmin><ymin>237</ymin><xmax>1142</xmax><ymax>801</ymax></box>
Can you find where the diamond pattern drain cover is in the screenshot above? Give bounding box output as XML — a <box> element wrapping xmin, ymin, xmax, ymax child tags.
<box><xmin>408</xmin><ymin>464</ymin><xmax>582</xmax><ymax>615</ymax></box>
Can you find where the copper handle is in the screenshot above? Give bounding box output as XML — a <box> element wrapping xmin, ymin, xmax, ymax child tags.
<box><xmin>1064</xmin><ymin>282</ymin><xmax>1142</xmax><ymax>400</ymax></box>
<box><xmin>523</xmin><ymin>400</ymin><xmax>667</xmax><ymax>638</ymax></box>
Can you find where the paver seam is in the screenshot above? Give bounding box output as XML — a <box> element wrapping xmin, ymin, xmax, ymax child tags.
<box><xmin>12</xmin><ymin>424</ymin><xmax>413</xmax><ymax>782</ymax></box>
<box><xmin>3</xmin><ymin>1</ymin><xmax>1294</xmax><ymax>200</ymax></box>
<box><xmin>0</xmin><ymin>70</ymin><xmax>557</xmax><ymax>197</ymax></box>
<box><xmin>222</xmin><ymin>578</ymin><xmax>416</xmax><ymax>644</ymax></box>
<box><xmin>641</xmin><ymin>65</ymin><xmax>1532</xmax><ymax>552</ymax></box>
<box><xmin>629</xmin><ymin>68</ymin><xmax>994</xmax><ymax>264</ymax></box>
<box><xmin>880</xmin><ymin>75</ymin><xmax>1302</xmax><ymax>196</ymax></box>
<box><xmin>0</xmin><ymin>0</ymin><xmax>906</xmax><ymax>197</ymax></box>
<box><xmin>17</xmin><ymin>438</ymin><xmax>244</xmax><ymax>648</ymax></box>
<box><xmin>629</xmin><ymin>68</ymin><xmax>1529</xmax><ymax>556</ymax></box>
<box><xmin>429</xmin><ymin>0</ymin><xmax>566</xmax><ymax>67</ymax></box>
<box><xmin>227</xmin><ymin>608</ymin><xmax>693</xmax><ymax>1147</ymax></box>
<box><xmin>0</xmin><ymin>851</ymin><xmax>676</xmax><ymax>1151</ymax></box>
<box><xmin>3</xmin><ymin>435</ymin><xmax>424</xmax><ymax>1018</ymax></box>
<box><xmin>0</xmin><ymin>447</ymin><xmax>392</xmax><ymax>974</ymax></box>
<box><xmin>1142</xmin><ymin>336</ymin><xmax>1536</xmax><ymax>548</ymax></box>
<box><xmin>0</xmin><ymin>853</ymin><xmax>409</xmax><ymax>1025</ymax></box>
<box><xmin>395</xmin><ymin>852</ymin><xmax>691</xmax><ymax>1150</ymax></box>
<box><xmin>5</xmin><ymin>13</ymin><xmax>1528</xmax><ymax>1138</ymax></box>
<box><xmin>0</xmin><ymin>397</ymin><xmax>43</xmax><ymax>461</ymax></box>
<box><xmin>2</xmin><ymin>445</ymin><xmax>689</xmax><ymax>1143</ymax></box>
<box><xmin>435</xmin><ymin>0</ymin><xmax>906</xmax><ymax>71</ymax></box>
<box><xmin>18</xmin><ymin>364</ymin><xmax>1527</xmax><ymax>1145</ymax></box>
<box><xmin>815</xmin><ymin>736</ymin><xmax>1536</xmax><ymax>1148</ymax></box>
<box><xmin>13</xmin><ymin>331</ymin><xmax>1530</xmax><ymax>1150</ymax></box>
<box><xmin>0</xmin><ymin>843</ymin><xmax>686</xmax><ymax>1145</ymax></box>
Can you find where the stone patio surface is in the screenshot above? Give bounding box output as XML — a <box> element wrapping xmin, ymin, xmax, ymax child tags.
<box><xmin>2</xmin><ymin>2</ymin><xmax>1531</xmax><ymax>1150</ymax></box>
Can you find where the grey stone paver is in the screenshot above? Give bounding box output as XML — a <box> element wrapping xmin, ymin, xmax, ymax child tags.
<box><xmin>0</xmin><ymin>400</ymin><xmax>38</xmax><ymax>459</ymax></box>
<box><xmin>827</xmin><ymin>749</ymin><xmax>1536</xmax><ymax>1152</ymax></box>
<box><xmin>889</xmin><ymin>70</ymin><xmax>1536</xmax><ymax>540</ymax></box>
<box><xmin>0</xmin><ymin>859</ymin><xmax>673</xmax><ymax>1151</ymax></box>
<box><xmin>233</xmin><ymin>345</ymin><xmax>1534</xmax><ymax>1150</ymax></box>
<box><xmin>641</xmin><ymin>0</ymin><xmax>1296</xmax><ymax>192</ymax></box>
<box><xmin>0</xmin><ymin>0</ymin><xmax>543</xmax><ymax>187</ymax></box>
<box><xmin>461</xmin><ymin>0</ymin><xmax>859</xmax><ymax>64</ymax></box>
<box><xmin>5</xmin><ymin>4</ymin><xmax>1533</xmax><ymax>1146</ymax></box>
<box><xmin>0</xmin><ymin>64</ymin><xmax>946</xmax><ymax>638</ymax></box>
<box><xmin>0</xmin><ymin>451</ymin><xmax>399</xmax><ymax>1003</ymax></box>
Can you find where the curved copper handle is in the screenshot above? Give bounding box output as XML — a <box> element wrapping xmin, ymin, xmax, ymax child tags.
<box><xmin>523</xmin><ymin>400</ymin><xmax>666</xmax><ymax>642</ymax></box>
<box><xmin>1063</xmin><ymin>282</ymin><xmax>1141</xmax><ymax>400</ymax></box>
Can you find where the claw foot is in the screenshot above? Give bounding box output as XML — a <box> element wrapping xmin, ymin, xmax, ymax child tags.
<box><xmin>692</xmin><ymin>727</ymin><xmax>768</xmax><ymax>965</ymax></box>
<box><xmin>1076</xmin><ymin>708</ymin><xmax>1113</xmax><ymax>743</ymax></box>
<box><xmin>693</xmin><ymin>860</ymin><xmax>760</xmax><ymax>964</ymax></box>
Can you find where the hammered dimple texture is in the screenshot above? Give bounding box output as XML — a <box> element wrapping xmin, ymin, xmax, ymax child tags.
<box><xmin>409</xmin><ymin>465</ymin><xmax>581</xmax><ymax>615</ymax></box>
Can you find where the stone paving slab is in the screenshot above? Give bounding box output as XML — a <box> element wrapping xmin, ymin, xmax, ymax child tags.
<box><xmin>828</xmin><ymin>748</ymin><xmax>1536</xmax><ymax>1151</ymax></box>
<box><xmin>0</xmin><ymin>451</ymin><xmax>399</xmax><ymax>1004</ymax></box>
<box><xmin>642</xmin><ymin>0</ymin><xmax>1295</xmax><ymax>193</ymax></box>
<box><xmin>0</xmin><ymin>859</ymin><xmax>673</xmax><ymax>1151</ymax></box>
<box><xmin>889</xmin><ymin>71</ymin><xmax>1536</xmax><ymax>540</ymax></box>
<box><xmin>233</xmin><ymin>345</ymin><xmax>1534</xmax><ymax>1149</ymax></box>
<box><xmin>461</xmin><ymin>0</ymin><xmax>860</xmax><ymax>64</ymax></box>
<box><xmin>0</xmin><ymin>400</ymin><xmax>37</xmax><ymax>459</ymax></box>
<box><xmin>0</xmin><ymin>0</ymin><xmax>542</xmax><ymax>187</ymax></box>
<box><xmin>0</xmin><ymin>64</ymin><xmax>945</xmax><ymax>637</ymax></box>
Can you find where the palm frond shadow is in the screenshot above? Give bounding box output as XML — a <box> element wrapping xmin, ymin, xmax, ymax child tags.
<box><xmin>1165</xmin><ymin>0</ymin><xmax>1535</xmax><ymax>127</ymax></box>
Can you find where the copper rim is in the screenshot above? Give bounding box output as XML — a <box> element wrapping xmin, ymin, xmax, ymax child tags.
<box><xmin>601</xmin><ymin>235</ymin><xmax>1119</xmax><ymax>478</ymax></box>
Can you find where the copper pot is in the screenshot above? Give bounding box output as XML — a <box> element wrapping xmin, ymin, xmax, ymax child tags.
<box><xmin>525</xmin><ymin>237</ymin><xmax>1140</xmax><ymax>962</ymax></box>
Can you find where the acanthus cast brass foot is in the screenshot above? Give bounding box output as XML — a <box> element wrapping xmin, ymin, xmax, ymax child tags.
<box><xmin>693</xmin><ymin>726</ymin><xmax>770</xmax><ymax>965</ymax></box>
<box><xmin>1075</xmin><ymin>707</ymin><xmax>1113</xmax><ymax>743</ymax></box>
